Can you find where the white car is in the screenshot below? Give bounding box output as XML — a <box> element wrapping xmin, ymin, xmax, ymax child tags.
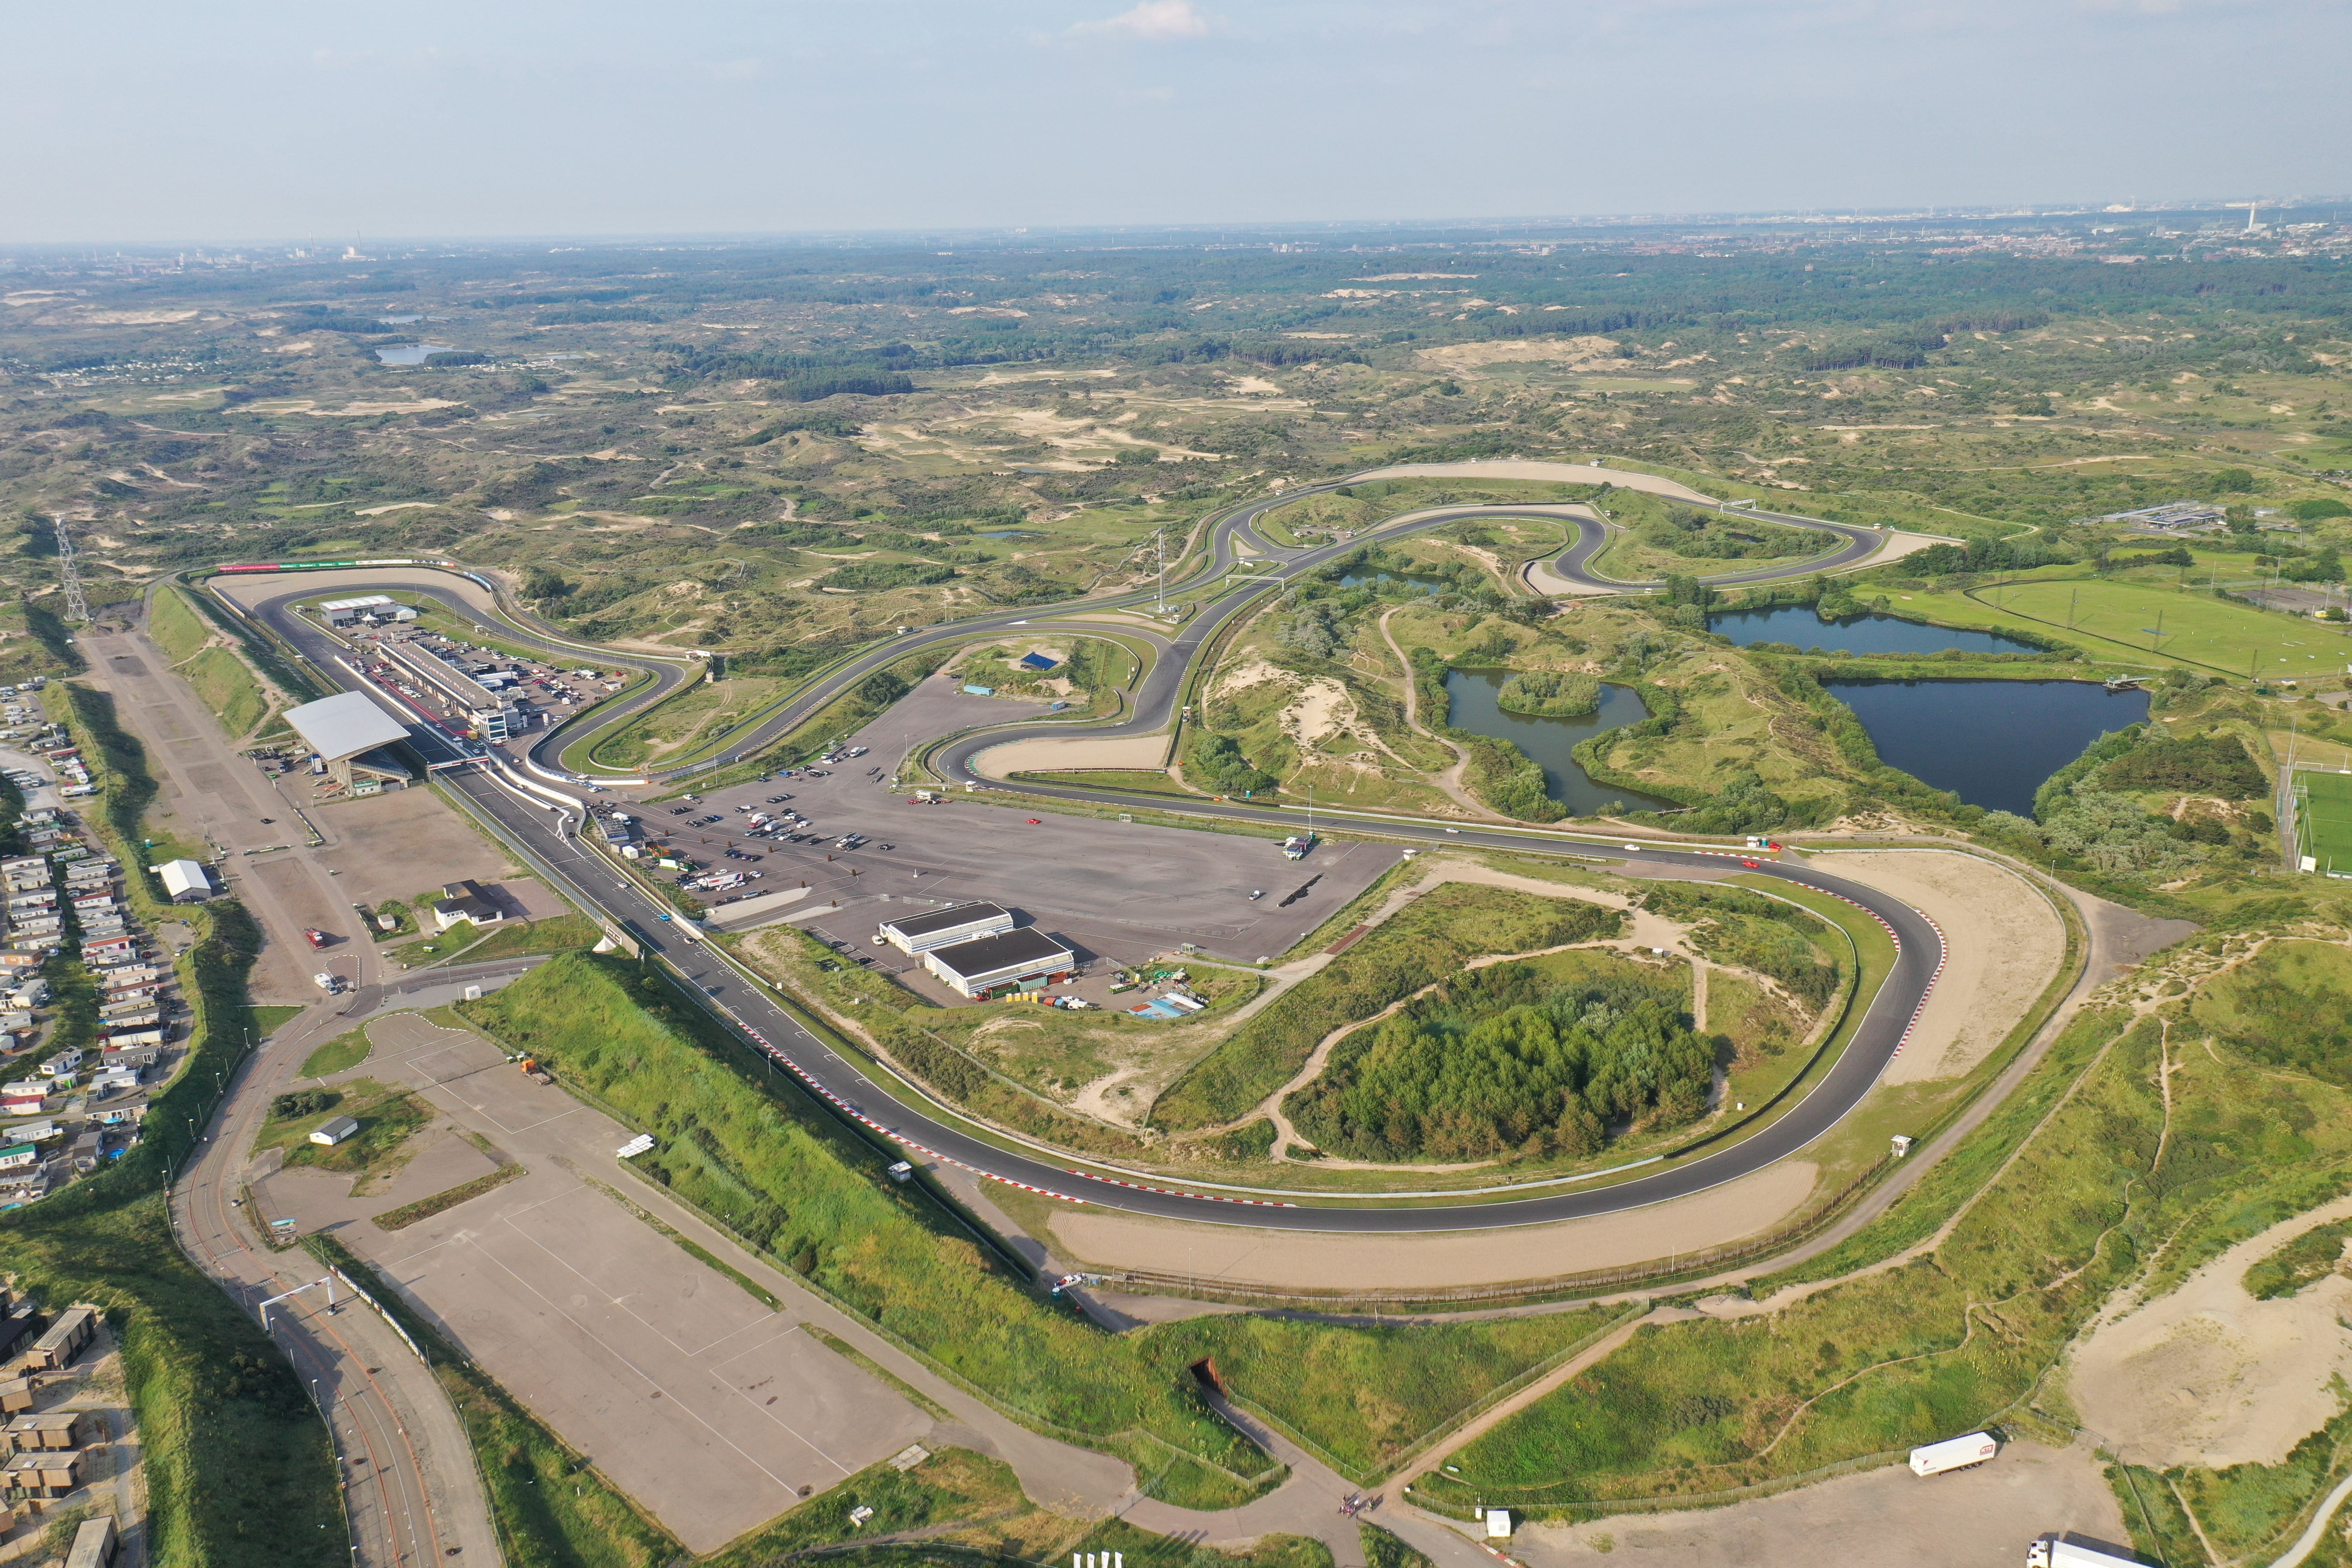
<box><xmin>312</xmin><ymin>972</ymin><xmax>343</xmax><ymax>993</ymax></box>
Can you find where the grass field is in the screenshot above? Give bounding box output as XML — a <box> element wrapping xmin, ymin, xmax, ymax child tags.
<box><xmin>2294</xmin><ymin>768</ymin><xmax>2352</xmax><ymax>875</ymax></box>
<box><xmin>297</xmin><ymin>1027</ymin><xmax>371</xmax><ymax>1079</ymax></box>
<box><xmin>148</xmin><ymin>585</ymin><xmax>212</xmax><ymax>663</ymax></box>
<box><xmin>1931</xmin><ymin>576</ymin><xmax>2352</xmax><ymax>679</ymax></box>
<box><xmin>179</xmin><ymin>646</ymin><xmax>272</xmax><ymax>737</ymax></box>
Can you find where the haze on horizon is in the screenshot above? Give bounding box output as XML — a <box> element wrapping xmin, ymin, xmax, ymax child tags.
<box><xmin>5</xmin><ymin>0</ymin><xmax>2346</xmax><ymax>245</ymax></box>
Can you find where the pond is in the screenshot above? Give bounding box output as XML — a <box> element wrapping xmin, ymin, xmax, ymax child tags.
<box><xmin>1710</xmin><ymin>604</ymin><xmax>2042</xmax><ymax>655</ymax></box>
<box><xmin>1444</xmin><ymin>669</ymin><xmax>1680</xmax><ymax>815</ymax></box>
<box><xmin>1824</xmin><ymin>679</ymin><xmax>2150</xmax><ymax>816</ymax></box>
<box><xmin>375</xmin><ymin>342</ymin><xmax>453</xmax><ymax>366</ymax></box>
<box><xmin>1338</xmin><ymin>567</ymin><xmax>1452</xmax><ymax>596</ymax></box>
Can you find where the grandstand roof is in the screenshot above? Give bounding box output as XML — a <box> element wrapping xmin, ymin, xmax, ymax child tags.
<box><xmin>283</xmin><ymin>692</ymin><xmax>410</xmax><ymax>762</ymax></box>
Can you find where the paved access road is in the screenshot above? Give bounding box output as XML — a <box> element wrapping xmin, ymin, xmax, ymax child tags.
<box><xmin>233</xmin><ymin>579</ymin><xmax>1942</xmax><ymax>1232</ymax></box>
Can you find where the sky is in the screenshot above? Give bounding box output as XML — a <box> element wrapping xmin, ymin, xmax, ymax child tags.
<box><xmin>4</xmin><ymin>0</ymin><xmax>2346</xmax><ymax>244</ymax></box>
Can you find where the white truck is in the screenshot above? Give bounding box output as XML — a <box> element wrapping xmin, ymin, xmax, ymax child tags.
<box><xmin>2026</xmin><ymin>1536</ymin><xmax>2144</xmax><ymax>1568</ymax></box>
<box><xmin>1909</xmin><ymin>1431</ymin><xmax>1998</xmax><ymax>1477</ymax></box>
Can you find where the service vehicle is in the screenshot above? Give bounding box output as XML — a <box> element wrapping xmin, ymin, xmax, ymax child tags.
<box><xmin>1909</xmin><ymin>1432</ymin><xmax>1997</xmax><ymax>1478</ymax></box>
<box><xmin>302</xmin><ymin>928</ymin><xmax>329</xmax><ymax>950</ymax></box>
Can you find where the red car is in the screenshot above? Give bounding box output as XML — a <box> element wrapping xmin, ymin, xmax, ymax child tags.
<box><xmin>1740</xmin><ymin>858</ymin><xmax>1762</xmax><ymax>870</ymax></box>
<box><xmin>1026</xmin><ymin>818</ymin><xmax>1042</xmax><ymax>825</ymax></box>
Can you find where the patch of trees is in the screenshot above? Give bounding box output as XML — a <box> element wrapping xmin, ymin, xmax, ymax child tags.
<box><xmin>819</xmin><ymin>561</ymin><xmax>956</xmax><ymax>591</ymax></box>
<box><xmin>2097</xmin><ymin>732</ymin><xmax>2265</xmax><ymax>799</ymax></box>
<box><xmin>1286</xmin><ymin>960</ymin><xmax>1711</xmax><ymax>1162</ymax></box>
<box><xmin>1908</xmin><ymin>533</ymin><xmax>2070</xmax><ymax>576</ymax></box>
<box><xmin>1497</xmin><ymin>670</ymin><xmax>1600</xmax><ymax>717</ymax></box>
<box><xmin>1638</xmin><ymin>883</ymin><xmax>1844</xmax><ymax>1010</ymax></box>
<box><xmin>1638</xmin><ymin>506</ymin><xmax>1819</xmax><ymax>562</ymax></box>
<box><xmin>1192</xmin><ymin>732</ymin><xmax>1278</xmax><ymax>796</ymax></box>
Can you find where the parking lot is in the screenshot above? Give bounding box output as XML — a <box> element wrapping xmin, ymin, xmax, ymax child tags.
<box><xmin>629</xmin><ymin>674</ymin><xmax>1401</xmax><ymax>969</ymax></box>
<box><xmin>287</xmin><ymin>1013</ymin><xmax>931</xmax><ymax>1552</ymax></box>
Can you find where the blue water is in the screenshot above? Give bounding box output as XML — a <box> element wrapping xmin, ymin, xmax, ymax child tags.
<box><xmin>1338</xmin><ymin>568</ymin><xmax>1451</xmax><ymax>596</ymax></box>
<box><xmin>1444</xmin><ymin>670</ymin><xmax>1679</xmax><ymax>815</ymax></box>
<box><xmin>375</xmin><ymin>342</ymin><xmax>453</xmax><ymax>365</ymax></box>
<box><xmin>1825</xmin><ymin>680</ymin><xmax>2150</xmax><ymax>815</ymax></box>
<box><xmin>1711</xmin><ymin>604</ymin><xmax>2041</xmax><ymax>655</ymax></box>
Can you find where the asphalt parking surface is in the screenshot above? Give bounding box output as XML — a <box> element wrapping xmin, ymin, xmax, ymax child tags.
<box><xmin>657</xmin><ymin>682</ymin><xmax>1403</xmax><ymax>965</ymax></box>
<box><xmin>349</xmin><ymin>1014</ymin><xmax>929</xmax><ymax>1550</ymax></box>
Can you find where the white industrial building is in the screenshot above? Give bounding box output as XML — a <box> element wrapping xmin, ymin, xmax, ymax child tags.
<box><xmin>320</xmin><ymin>595</ymin><xmax>419</xmax><ymax>628</ymax></box>
<box><xmin>876</xmin><ymin>900</ymin><xmax>1014</xmax><ymax>955</ymax></box>
<box><xmin>922</xmin><ymin>927</ymin><xmax>1076</xmax><ymax>1000</ymax></box>
<box><xmin>152</xmin><ymin>859</ymin><xmax>214</xmax><ymax>903</ymax></box>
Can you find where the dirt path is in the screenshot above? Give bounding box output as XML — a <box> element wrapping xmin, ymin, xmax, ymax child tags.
<box><xmin>1377</xmin><ymin>606</ymin><xmax>1498</xmax><ymax>819</ymax></box>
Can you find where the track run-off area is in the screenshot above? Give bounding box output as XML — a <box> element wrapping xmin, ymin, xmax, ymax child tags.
<box><xmin>198</xmin><ymin>460</ymin><xmax>1971</xmax><ymax>1231</ymax></box>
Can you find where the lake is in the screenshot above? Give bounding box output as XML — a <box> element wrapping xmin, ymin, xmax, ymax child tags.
<box><xmin>1444</xmin><ymin>669</ymin><xmax>1679</xmax><ymax>815</ymax></box>
<box><xmin>1824</xmin><ymin>679</ymin><xmax>2150</xmax><ymax>816</ymax></box>
<box><xmin>375</xmin><ymin>342</ymin><xmax>453</xmax><ymax>366</ymax></box>
<box><xmin>1711</xmin><ymin>604</ymin><xmax>2041</xmax><ymax>655</ymax></box>
<box><xmin>1339</xmin><ymin>567</ymin><xmax>1452</xmax><ymax>596</ymax></box>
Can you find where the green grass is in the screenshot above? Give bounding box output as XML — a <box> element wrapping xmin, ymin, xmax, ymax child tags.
<box><xmin>248</xmin><ymin>1004</ymin><xmax>305</xmax><ymax>1040</ymax></box>
<box><xmin>2242</xmin><ymin>1216</ymin><xmax>2352</xmax><ymax>1299</ymax></box>
<box><xmin>701</xmin><ymin>1446</ymin><xmax>1026</xmax><ymax>1565</ymax></box>
<box><xmin>303</xmin><ymin>1232</ymin><xmax>680</xmax><ymax>1568</ymax></box>
<box><xmin>148</xmin><ymin>585</ymin><xmax>213</xmax><ymax>663</ymax></box>
<box><xmin>365</xmin><ymin>899</ymin><xmax>417</xmax><ymax>940</ymax></box>
<box><xmin>258</xmin><ymin>1080</ymin><xmax>428</xmax><ymax>1176</ymax></box>
<box><xmin>373</xmin><ymin>1163</ymin><xmax>525</xmax><ymax>1231</ymax></box>
<box><xmin>458</xmin><ymin>953</ymin><xmax>1650</xmax><ymax>1496</ymax></box>
<box><xmin>454</xmin><ymin>914</ymin><xmax>602</xmax><ymax>962</ymax></box>
<box><xmin>2190</xmin><ymin>939</ymin><xmax>2352</xmax><ymax>1087</ymax></box>
<box><xmin>297</xmin><ymin>1027</ymin><xmax>371</xmax><ymax>1079</ymax></box>
<box><xmin>179</xmin><ymin>646</ymin><xmax>272</xmax><ymax>738</ymax></box>
<box><xmin>2295</xmin><ymin>768</ymin><xmax>2352</xmax><ymax>876</ymax></box>
<box><xmin>1934</xmin><ymin>574</ymin><xmax>2349</xmax><ymax>679</ymax></box>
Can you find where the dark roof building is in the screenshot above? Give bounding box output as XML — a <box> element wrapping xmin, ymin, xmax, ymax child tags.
<box><xmin>877</xmin><ymin>901</ymin><xmax>1014</xmax><ymax>955</ymax></box>
<box><xmin>922</xmin><ymin>927</ymin><xmax>1075</xmax><ymax>999</ymax></box>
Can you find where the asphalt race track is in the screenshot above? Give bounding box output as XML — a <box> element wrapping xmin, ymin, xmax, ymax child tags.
<box><xmin>216</xmin><ymin>481</ymin><xmax>1945</xmax><ymax>1232</ymax></box>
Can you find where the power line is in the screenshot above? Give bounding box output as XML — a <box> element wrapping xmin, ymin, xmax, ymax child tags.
<box><xmin>53</xmin><ymin>516</ymin><xmax>88</xmax><ymax>624</ymax></box>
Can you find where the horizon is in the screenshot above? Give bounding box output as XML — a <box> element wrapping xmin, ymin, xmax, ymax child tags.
<box><xmin>8</xmin><ymin>0</ymin><xmax>2346</xmax><ymax>245</ymax></box>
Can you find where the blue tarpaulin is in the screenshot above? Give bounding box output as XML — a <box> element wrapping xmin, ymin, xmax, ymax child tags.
<box><xmin>1017</xmin><ymin>652</ymin><xmax>1059</xmax><ymax>671</ymax></box>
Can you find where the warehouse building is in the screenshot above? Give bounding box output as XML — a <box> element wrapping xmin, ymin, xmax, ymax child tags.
<box><xmin>922</xmin><ymin>927</ymin><xmax>1075</xmax><ymax>1000</ymax></box>
<box><xmin>876</xmin><ymin>900</ymin><xmax>1014</xmax><ymax>955</ymax></box>
<box><xmin>282</xmin><ymin>691</ymin><xmax>413</xmax><ymax>791</ymax></box>
<box><xmin>153</xmin><ymin>859</ymin><xmax>214</xmax><ymax>903</ymax></box>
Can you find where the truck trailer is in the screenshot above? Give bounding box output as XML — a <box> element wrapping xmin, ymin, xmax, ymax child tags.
<box><xmin>2026</xmin><ymin>1536</ymin><xmax>2144</xmax><ymax>1568</ymax></box>
<box><xmin>1908</xmin><ymin>1431</ymin><xmax>1998</xmax><ymax>1477</ymax></box>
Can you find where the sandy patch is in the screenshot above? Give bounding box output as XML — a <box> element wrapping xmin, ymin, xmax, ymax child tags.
<box><xmin>1214</xmin><ymin>658</ymin><xmax>1293</xmax><ymax>700</ymax></box>
<box><xmin>1414</xmin><ymin>335</ymin><xmax>1620</xmax><ymax>374</ymax></box>
<box><xmin>306</xmin><ymin>399</ymin><xmax>463</xmax><ymax>417</ymax></box>
<box><xmin>355</xmin><ymin>501</ymin><xmax>443</xmax><ymax>516</ymax></box>
<box><xmin>2070</xmin><ymin>1194</ymin><xmax>2352</xmax><ymax>1469</ymax></box>
<box><xmin>1353</xmin><ymin>460</ymin><xmax>1716</xmax><ymax>504</ymax></box>
<box><xmin>75</xmin><ymin>309</ymin><xmax>199</xmax><ymax>325</ymax></box>
<box><xmin>1050</xmin><ymin>1159</ymin><xmax>1815</xmax><ymax>1286</ymax></box>
<box><xmin>975</xmin><ymin>732</ymin><xmax>1173</xmax><ymax>778</ymax></box>
<box><xmin>1285</xmin><ymin>678</ymin><xmax>1351</xmax><ymax>745</ymax></box>
<box><xmin>1826</xmin><ymin>851</ymin><xmax>2065</xmax><ymax>1083</ymax></box>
